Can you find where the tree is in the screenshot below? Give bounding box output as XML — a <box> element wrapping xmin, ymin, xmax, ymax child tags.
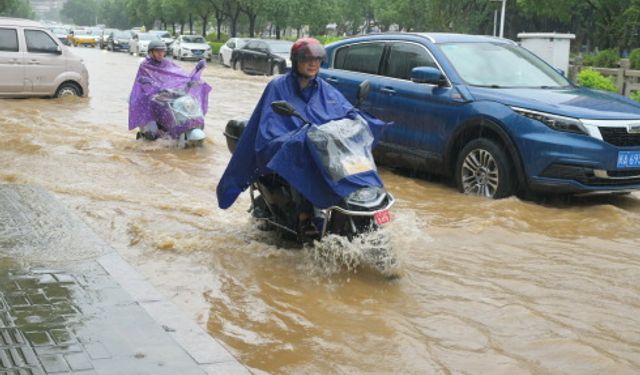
<box><xmin>62</xmin><ymin>0</ymin><xmax>99</xmax><ymax>26</ymax></box>
<box><xmin>100</xmin><ymin>0</ymin><xmax>133</xmax><ymax>29</ymax></box>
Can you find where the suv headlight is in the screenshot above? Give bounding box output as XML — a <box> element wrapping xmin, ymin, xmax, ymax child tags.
<box><xmin>511</xmin><ymin>107</ymin><xmax>587</xmax><ymax>135</ymax></box>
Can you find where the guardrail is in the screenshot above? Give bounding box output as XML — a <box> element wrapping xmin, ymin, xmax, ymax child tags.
<box><xmin>569</xmin><ymin>59</ymin><xmax>640</xmax><ymax>96</ymax></box>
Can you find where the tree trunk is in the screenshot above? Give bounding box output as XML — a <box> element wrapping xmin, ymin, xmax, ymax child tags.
<box><xmin>215</xmin><ymin>10</ymin><xmax>224</xmax><ymax>40</ymax></box>
<box><xmin>247</xmin><ymin>13</ymin><xmax>257</xmax><ymax>37</ymax></box>
<box><xmin>275</xmin><ymin>25</ymin><xmax>281</xmax><ymax>39</ymax></box>
<box><xmin>201</xmin><ymin>15</ymin><xmax>208</xmax><ymax>37</ymax></box>
<box><xmin>189</xmin><ymin>14</ymin><xmax>193</xmax><ymax>35</ymax></box>
<box><xmin>229</xmin><ymin>7</ymin><xmax>240</xmax><ymax>37</ymax></box>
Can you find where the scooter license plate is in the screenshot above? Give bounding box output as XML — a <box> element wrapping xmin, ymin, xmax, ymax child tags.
<box><xmin>374</xmin><ymin>209</ymin><xmax>391</xmax><ymax>225</ymax></box>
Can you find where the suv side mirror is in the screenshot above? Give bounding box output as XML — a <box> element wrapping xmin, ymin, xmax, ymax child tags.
<box><xmin>411</xmin><ymin>67</ymin><xmax>447</xmax><ymax>86</ymax></box>
<box><xmin>56</xmin><ymin>45</ymin><xmax>63</xmax><ymax>55</ymax></box>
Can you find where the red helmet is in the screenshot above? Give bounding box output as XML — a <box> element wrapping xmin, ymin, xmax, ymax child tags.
<box><xmin>290</xmin><ymin>38</ymin><xmax>326</xmax><ymax>66</ymax></box>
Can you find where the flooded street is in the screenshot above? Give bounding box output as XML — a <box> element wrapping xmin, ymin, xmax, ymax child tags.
<box><xmin>2</xmin><ymin>47</ymin><xmax>640</xmax><ymax>374</ymax></box>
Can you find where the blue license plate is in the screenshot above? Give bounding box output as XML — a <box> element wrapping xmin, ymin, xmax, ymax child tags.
<box><xmin>617</xmin><ymin>151</ymin><xmax>640</xmax><ymax>168</ymax></box>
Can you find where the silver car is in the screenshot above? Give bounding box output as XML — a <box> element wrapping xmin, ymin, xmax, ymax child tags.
<box><xmin>171</xmin><ymin>35</ymin><xmax>212</xmax><ymax>61</ymax></box>
<box><xmin>0</xmin><ymin>17</ymin><xmax>89</xmax><ymax>98</ymax></box>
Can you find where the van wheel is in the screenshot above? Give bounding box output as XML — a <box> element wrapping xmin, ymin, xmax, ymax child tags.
<box><xmin>233</xmin><ymin>59</ymin><xmax>239</xmax><ymax>70</ymax></box>
<box><xmin>55</xmin><ymin>83</ymin><xmax>80</xmax><ymax>98</ymax></box>
<box><xmin>218</xmin><ymin>54</ymin><xmax>224</xmax><ymax>66</ymax></box>
<box><xmin>455</xmin><ymin>138</ymin><xmax>514</xmax><ymax>199</ymax></box>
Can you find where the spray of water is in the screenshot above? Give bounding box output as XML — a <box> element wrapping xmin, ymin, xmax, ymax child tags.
<box><xmin>306</xmin><ymin>229</ymin><xmax>401</xmax><ymax>278</ymax></box>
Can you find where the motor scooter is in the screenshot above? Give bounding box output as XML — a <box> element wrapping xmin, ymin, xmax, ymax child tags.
<box><xmin>224</xmin><ymin>82</ymin><xmax>397</xmax><ymax>272</ymax></box>
<box><xmin>134</xmin><ymin>61</ymin><xmax>209</xmax><ymax>148</ymax></box>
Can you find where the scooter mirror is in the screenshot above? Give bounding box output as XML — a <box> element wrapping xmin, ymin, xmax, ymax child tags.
<box><xmin>195</xmin><ymin>59</ymin><xmax>206</xmax><ymax>71</ymax></box>
<box><xmin>271</xmin><ymin>101</ymin><xmax>297</xmax><ymax>117</ymax></box>
<box><xmin>357</xmin><ymin>80</ymin><xmax>371</xmax><ymax>107</ymax></box>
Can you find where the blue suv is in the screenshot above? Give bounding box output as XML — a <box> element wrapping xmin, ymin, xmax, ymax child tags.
<box><xmin>319</xmin><ymin>33</ymin><xmax>640</xmax><ymax>198</ymax></box>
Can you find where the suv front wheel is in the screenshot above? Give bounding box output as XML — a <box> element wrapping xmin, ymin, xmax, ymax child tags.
<box><xmin>455</xmin><ymin>138</ymin><xmax>514</xmax><ymax>198</ymax></box>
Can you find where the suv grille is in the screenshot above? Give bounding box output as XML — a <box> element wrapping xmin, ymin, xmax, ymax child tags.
<box><xmin>599</xmin><ymin>127</ymin><xmax>640</xmax><ymax>147</ymax></box>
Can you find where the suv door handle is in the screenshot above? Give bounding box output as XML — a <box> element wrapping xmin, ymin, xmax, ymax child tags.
<box><xmin>28</xmin><ymin>60</ymin><xmax>40</xmax><ymax>65</ymax></box>
<box><xmin>381</xmin><ymin>87</ymin><xmax>396</xmax><ymax>95</ymax></box>
<box><xmin>325</xmin><ymin>77</ymin><xmax>339</xmax><ymax>84</ymax></box>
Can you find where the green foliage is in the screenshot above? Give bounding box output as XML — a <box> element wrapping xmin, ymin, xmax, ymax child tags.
<box><xmin>593</xmin><ymin>49</ymin><xmax>620</xmax><ymax>68</ymax></box>
<box><xmin>208</xmin><ymin>41</ymin><xmax>224</xmax><ymax>54</ymax></box>
<box><xmin>62</xmin><ymin>0</ymin><xmax>99</xmax><ymax>25</ymax></box>
<box><xmin>206</xmin><ymin>33</ymin><xmax>229</xmax><ymax>43</ymax></box>
<box><xmin>581</xmin><ymin>54</ymin><xmax>596</xmax><ymax>66</ymax></box>
<box><xmin>630</xmin><ymin>91</ymin><xmax>640</xmax><ymax>102</ymax></box>
<box><xmin>314</xmin><ymin>35</ymin><xmax>344</xmax><ymax>46</ymax></box>
<box><xmin>0</xmin><ymin>0</ymin><xmax>32</xmax><ymax>18</ymax></box>
<box><xmin>577</xmin><ymin>69</ymin><xmax>618</xmax><ymax>92</ymax></box>
<box><xmin>629</xmin><ymin>49</ymin><xmax>640</xmax><ymax>70</ymax></box>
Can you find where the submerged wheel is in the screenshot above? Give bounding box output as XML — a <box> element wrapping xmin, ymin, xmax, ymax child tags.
<box><xmin>271</xmin><ymin>63</ymin><xmax>282</xmax><ymax>76</ymax></box>
<box><xmin>456</xmin><ymin>138</ymin><xmax>514</xmax><ymax>199</ymax></box>
<box><xmin>55</xmin><ymin>82</ymin><xmax>80</xmax><ymax>98</ymax></box>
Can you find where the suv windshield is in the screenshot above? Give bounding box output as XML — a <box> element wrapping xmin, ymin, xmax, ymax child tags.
<box><xmin>439</xmin><ymin>42</ymin><xmax>570</xmax><ymax>88</ymax></box>
<box><xmin>183</xmin><ymin>36</ymin><xmax>205</xmax><ymax>43</ymax></box>
<box><xmin>115</xmin><ymin>31</ymin><xmax>130</xmax><ymax>39</ymax></box>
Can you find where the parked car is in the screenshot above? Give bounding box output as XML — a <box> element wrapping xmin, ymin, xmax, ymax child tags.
<box><xmin>70</xmin><ymin>28</ymin><xmax>98</xmax><ymax>47</ymax></box>
<box><xmin>49</xmin><ymin>27</ymin><xmax>71</xmax><ymax>45</ymax></box>
<box><xmin>0</xmin><ymin>18</ymin><xmax>89</xmax><ymax>98</ymax></box>
<box><xmin>231</xmin><ymin>39</ymin><xmax>293</xmax><ymax>75</ymax></box>
<box><xmin>170</xmin><ymin>35</ymin><xmax>212</xmax><ymax>61</ymax></box>
<box><xmin>218</xmin><ymin>37</ymin><xmax>247</xmax><ymax>67</ymax></box>
<box><xmin>105</xmin><ymin>30</ymin><xmax>130</xmax><ymax>52</ymax></box>
<box><xmin>320</xmin><ymin>33</ymin><xmax>640</xmax><ymax>198</ymax></box>
<box><xmin>129</xmin><ymin>32</ymin><xmax>161</xmax><ymax>55</ymax></box>
<box><xmin>149</xmin><ymin>30</ymin><xmax>174</xmax><ymax>48</ymax></box>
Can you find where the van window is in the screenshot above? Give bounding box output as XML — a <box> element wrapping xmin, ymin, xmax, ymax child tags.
<box><xmin>384</xmin><ymin>42</ymin><xmax>437</xmax><ymax>80</ymax></box>
<box><xmin>25</xmin><ymin>30</ymin><xmax>58</xmax><ymax>53</ymax></box>
<box><xmin>0</xmin><ymin>28</ymin><xmax>19</xmax><ymax>52</ymax></box>
<box><xmin>334</xmin><ymin>43</ymin><xmax>384</xmax><ymax>74</ymax></box>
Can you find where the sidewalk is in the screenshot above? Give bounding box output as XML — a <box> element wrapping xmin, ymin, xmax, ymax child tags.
<box><xmin>0</xmin><ymin>184</ymin><xmax>251</xmax><ymax>374</ymax></box>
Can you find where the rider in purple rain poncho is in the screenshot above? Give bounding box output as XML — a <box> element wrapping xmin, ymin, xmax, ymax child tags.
<box><xmin>216</xmin><ymin>38</ymin><xmax>389</xmax><ymax>212</ymax></box>
<box><xmin>128</xmin><ymin>40</ymin><xmax>211</xmax><ymax>140</ymax></box>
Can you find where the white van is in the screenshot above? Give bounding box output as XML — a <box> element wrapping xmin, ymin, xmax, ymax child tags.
<box><xmin>0</xmin><ymin>17</ymin><xmax>89</xmax><ymax>98</ymax></box>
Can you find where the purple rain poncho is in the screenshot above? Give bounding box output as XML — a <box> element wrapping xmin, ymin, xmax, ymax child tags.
<box><xmin>128</xmin><ymin>57</ymin><xmax>212</xmax><ymax>137</ymax></box>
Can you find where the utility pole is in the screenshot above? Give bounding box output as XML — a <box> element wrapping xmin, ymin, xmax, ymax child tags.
<box><xmin>499</xmin><ymin>0</ymin><xmax>506</xmax><ymax>38</ymax></box>
<box><xmin>491</xmin><ymin>0</ymin><xmax>507</xmax><ymax>38</ymax></box>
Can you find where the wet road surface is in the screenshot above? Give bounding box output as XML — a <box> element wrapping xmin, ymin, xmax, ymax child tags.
<box><xmin>1</xmin><ymin>47</ymin><xmax>640</xmax><ymax>374</ymax></box>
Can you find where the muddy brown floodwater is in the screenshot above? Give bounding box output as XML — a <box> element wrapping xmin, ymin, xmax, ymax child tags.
<box><xmin>1</xmin><ymin>47</ymin><xmax>640</xmax><ymax>374</ymax></box>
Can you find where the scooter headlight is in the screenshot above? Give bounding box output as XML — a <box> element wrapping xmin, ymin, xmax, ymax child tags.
<box><xmin>347</xmin><ymin>187</ymin><xmax>382</xmax><ymax>203</ymax></box>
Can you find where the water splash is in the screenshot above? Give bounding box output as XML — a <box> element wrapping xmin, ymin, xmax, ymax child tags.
<box><xmin>306</xmin><ymin>229</ymin><xmax>401</xmax><ymax>278</ymax></box>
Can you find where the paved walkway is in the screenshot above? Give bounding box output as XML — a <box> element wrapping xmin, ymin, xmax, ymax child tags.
<box><xmin>0</xmin><ymin>184</ymin><xmax>250</xmax><ymax>374</ymax></box>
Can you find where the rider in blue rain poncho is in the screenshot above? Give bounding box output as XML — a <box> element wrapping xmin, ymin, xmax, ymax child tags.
<box><xmin>216</xmin><ymin>38</ymin><xmax>388</xmax><ymax>210</ymax></box>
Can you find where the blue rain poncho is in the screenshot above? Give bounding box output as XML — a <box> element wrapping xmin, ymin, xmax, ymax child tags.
<box><xmin>216</xmin><ymin>71</ymin><xmax>388</xmax><ymax>209</ymax></box>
